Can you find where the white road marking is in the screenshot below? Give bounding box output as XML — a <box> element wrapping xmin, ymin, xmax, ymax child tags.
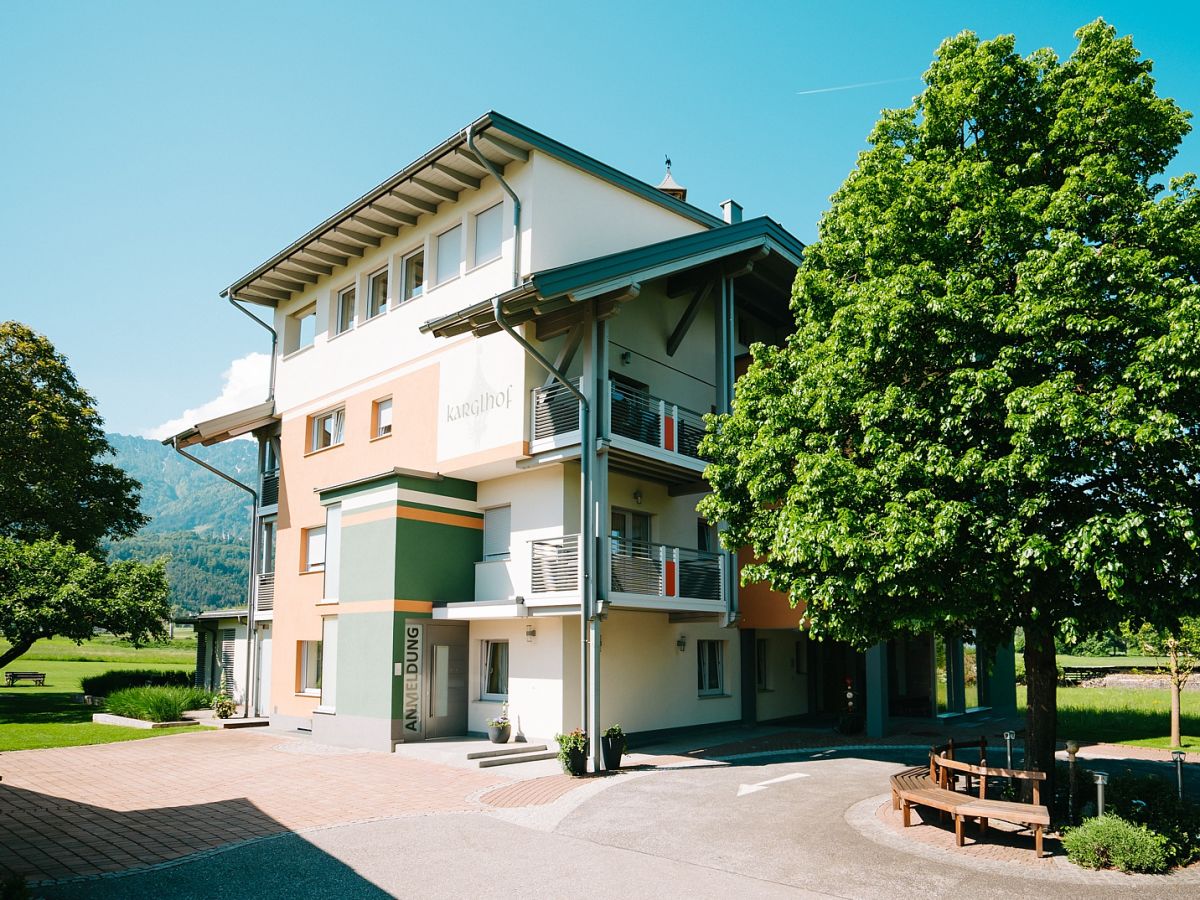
<box><xmin>736</xmin><ymin>772</ymin><xmax>811</xmax><ymax>797</ymax></box>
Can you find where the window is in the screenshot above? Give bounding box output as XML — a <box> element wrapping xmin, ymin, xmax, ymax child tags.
<box><xmin>474</xmin><ymin>203</ymin><xmax>502</xmax><ymax>266</ymax></box>
<box><xmin>697</xmin><ymin>519</ymin><xmax>718</xmax><ymax>553</ymax></box>
<box><xmin>310</xmin><ymin>408</ymin><xmax>345</xmax><ymax>452</ymax></box>
<box><xmin>299</xmin><ymin>640</ymin><xmax>323</xmax><ymax>694</ymax></box>
<box><xmin>697</xmin><ymin>640</ymin><xmax>724</xmax><ymax>696</ymax></box>
<box><xmin>367</xmin><ymin>268</ymin><xmax>388</xmax><ymax>319</ymax></box>
<box><xmin>373</xmin><ymin>397</ymin><xmax>393</xmax><ymax>438</ymax></box>
<box><xmin>304</xmin><ymin>526</ymin><xmax>326</xmax><ymax>572</ymax></box>
<box><xmin>285</xmin><ymin>304</ymin><xmax>316</xmax><ymax>354</ymax></box>
<box><xmin>259</xmin><ymin>520</ymin><xmax>276</xmax><ymax>574</ymax></box>
<box><xmin>401</xmin><ymin>249</ymin><xmax>424</xmax><ymax>302</ymax></box>
<box><xmin>482</xmin><ymin>505</ymin><xmax>511</xmax><ymax>561</ymax></box>
<box><xmin>436</xmin><ymin>224</ymin><xmax>462</xmax><ymax>284</ymax></box>
<box><xmin>756</xmin><ymin>638</ymin><xmax>768</xmax><ymax>691</ymax></box>
<box><xmin>335</xmin><ymin>286</ymin><xmax>356</xmax><ymax>335</ymax></box>
<box><xmin>481</xmin><ymin>640</ymin><xmax>509</xmax><ymax>700</ymax></box>
<box><xmin>322</xmin><ymin>504</ymin><xmax>341</xmax><ymax>601</ymax></box>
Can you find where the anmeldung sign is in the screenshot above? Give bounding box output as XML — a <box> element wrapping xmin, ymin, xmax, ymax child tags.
<box><xmin>397</xmin><ymin>623</ymin><xmax>422</xmax><ymax>738</ymax></box>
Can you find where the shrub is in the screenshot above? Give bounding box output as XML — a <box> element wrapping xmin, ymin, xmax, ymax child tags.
<box><xmin>211</xmin><ymin>694</ymin><xmax>237</xmax><ymax>719</ymax></box>
<box><xmin>1107</xmin><ymin>770</ymin><xmax>1200</xmax><ymax>867</ymax></box>
<box><xmin>1062</xmin><ymin>815</ymin><xmax>1172</xmax><ymax>873</ymax></box>
<box><xmin>105</xmin><ymin>686</ymin><xmax>215</xmax><ymax>722</ymax></box>
<box><xmin>80</xmin><ymin>669</ymin><xmax>194</xmax><ymax>697</ymax></box>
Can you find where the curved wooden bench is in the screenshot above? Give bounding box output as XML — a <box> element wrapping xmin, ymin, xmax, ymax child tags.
<box><xmin>889</xmin><ymin>742</ymin><xmax>1050</xmax><ymax>857</ymax></box>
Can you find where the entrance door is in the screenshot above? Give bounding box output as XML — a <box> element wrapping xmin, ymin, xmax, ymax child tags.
<box><xmin>255</xmin><ymin>623</ymin><xmax>272</xmax><ymax>718</ymax></box>
<box><xmin>423</xmin><ymin>624</ymin><xmax>468</xmax><ymax>739</ymax></box>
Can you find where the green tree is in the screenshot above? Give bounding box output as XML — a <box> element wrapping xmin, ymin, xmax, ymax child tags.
<box><xmin>0</xmin><ymin>321</ymin><xmax>147</xmax><ymax>552</ymax></box>
<box><xmin>701</xmin><ymin>21</ymin><xmax>1200</xmax><ymax>785</ymax></box>
<box><xmin>1122</xmin><ymin>618</ymin><xmax>1200</xmax><ymax>748</ymax></box>
<box><xmin>0</xmin><ymin>537</ymin><xmax>171</xmax><ymax>668</ymax></box>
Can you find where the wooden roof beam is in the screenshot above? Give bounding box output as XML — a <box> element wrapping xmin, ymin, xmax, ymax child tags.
<box><xmin>317</xmin><ymin>236</ymin><xmax>366</xmax><ymax>258</ymax></box>
<box><xmin>301</xmin><ymin>247</ymin><xmax>350</xmax><ymax>267</ymax></box>
<box><xmin>285</xmin><ymin>257</ymin><xmax>334</xmax><ymax>277</ymax></box>
<box><xmin>366</xmin><ymin>205</ymin><xmax>417</xmax><ymax>227</ymax></box>
<box><xmin>332</xmin><ymin>226</ymin><xmax>382</xmax><ymax>248</ymax></box>
<box><xmin>349</xmin><ymin>215</ymin><xmax>399</xmax><ymax>238</ymax></box>
<box><xmin>273</xmin><ymin>266</ymin><xmax>319</xmax><ymax>284</ymax></box>
<box><xmin>387</xmin><ymin>191</ymin><xmax>438</xmax><ymax>215</ymax></box>
<box><xmin>260</xmin><ymin>274</ymin><xmax>308</xmax><ymax>293</ymax></box>
<box><xmin>666</xmin><ymin>282</ymin><xmax>713</xmax><ymax>357</ymax></box>
<box><xmin>432</xmin><ymin>163</ymin><xmax>482</xmax><ymax>191</ymax></box>
<box><xmin>412</xmin><ymin>178</ymin><xmax>459</xmax><ymax>203</ymax></box>
<box><xmin>242</xmin><ymin>283</ymin><xmax>291</xmax><ymax>302</ymax></box>
<box><xmin>479</xmin><ymin>132</ymin><xmax>529</xmax><ymax>162</ymax></box>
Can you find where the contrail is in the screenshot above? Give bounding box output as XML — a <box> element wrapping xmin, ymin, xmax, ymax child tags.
<box><xmin>796</xmin><ymin>76</ymin><xmax>916</xmax><ymax>96</ymax></box>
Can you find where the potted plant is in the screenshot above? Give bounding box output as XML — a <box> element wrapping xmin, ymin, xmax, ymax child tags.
<box><xmin>601</xmin><ymin>724</ymin><xmax>627</xmax><ymax>770</ymax></box>
<box><xmin>555</xmin><ymin>728</ymin><xmax>588</xmax><ymax>776</ymax></box>
<box><xmin>486</xmin><ymin>703</ymin><xmax>511</xmax><ymax>744</ymax></box>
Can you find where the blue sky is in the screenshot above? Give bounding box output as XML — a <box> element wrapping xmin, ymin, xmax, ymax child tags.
<box><xmin>2</xmin><ymin>1</ymin><xmax>1198</xmax><ymax>437</ymax></box>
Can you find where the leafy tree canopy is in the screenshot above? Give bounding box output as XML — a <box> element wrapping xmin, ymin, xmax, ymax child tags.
<box><xmin>0</xmin><ymin>537</ymin><xmax>171</xmax><ymax>668</ymax></box>
<box><xmin>0</xmin><ymin>321</ymin><xmax>147</xmax><ymax>552</ymax></box>
<box><xmin>700</xmin><ymin>20</ymin><xmax>1200</xmax><ymax>772</ymax></box>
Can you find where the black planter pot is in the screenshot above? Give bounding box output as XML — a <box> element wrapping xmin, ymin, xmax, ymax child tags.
<box><xmin>600</xmin><ymin>735</ymin><xmax>625</xmax><ymax>770</ymax></box>
<box><xmin>487</xmin><ymin>723</ymin><xmax>511</xmax><ymax>744</ymax></box>
<box><xmin>561</xmin><ymin>742</ymin><xmax>589</xmax><ymax>776</ymax></box>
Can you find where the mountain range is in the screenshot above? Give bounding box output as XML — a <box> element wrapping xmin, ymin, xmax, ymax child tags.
<box><xmin>105</xmin><ymin>433</ymin><xmax>257</xmax><ymax>614</ymax></box>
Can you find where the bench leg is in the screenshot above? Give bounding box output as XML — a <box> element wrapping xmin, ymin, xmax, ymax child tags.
<box><xmin>902</xmin><ymin>801</ymin><xmax>912</xmax><ymax>828</ymax></box>
<box><xmin>955</xmin><ymin>815</ymin><xmax>964</xmax><ymax>847</ymax></box>
<box><xmin>1035</xmin><ymin>825</ymin><xmax>1043</xmax><ymax>858</ymax></box>
<box><xmin>892</xmin><ymin>789</ymin><xmax>899</xmax><ymax>811</ymax></box>
<box><xmin>978</xmin><ymin>817</ymin><xmax>988</xmax><ymax>835</ymax></box>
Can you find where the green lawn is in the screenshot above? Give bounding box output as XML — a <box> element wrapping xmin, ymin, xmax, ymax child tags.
<box><xmin>1055</xmin><ymin>654</ymin><xmax>1167</xmax><ymax>668</ymax></box>
<box><xmin>1017</xmin><ymin>685</ymin><xmax>1200</xmax><ymax>750</ymax></box>
<box><xmin>1</xmin><ymin>631</ymin><xmax>196</xmax><ymax>665</ymax></box>
<box><xmin>1</xmin><ymin>646</ymin><xmax>202</xmax><ymax>752</ymax></box>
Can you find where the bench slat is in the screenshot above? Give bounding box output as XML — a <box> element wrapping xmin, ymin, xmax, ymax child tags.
<box><xmin>957</xmin><ymin>798</ymin><xmax>1050</xmax><ymax>826</ymax></box>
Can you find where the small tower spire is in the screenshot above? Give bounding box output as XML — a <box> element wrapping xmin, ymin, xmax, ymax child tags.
<box><xmin>656</xmin><ymin>155</ymin><xmax>687</xmax><ymax>202</ymax></box>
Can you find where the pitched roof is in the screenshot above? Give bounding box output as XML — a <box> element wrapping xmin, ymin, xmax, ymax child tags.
<box><xmin>225</xmin><ymin>112</ymin><xmax>724</xmax><ymax>306</ymax></box>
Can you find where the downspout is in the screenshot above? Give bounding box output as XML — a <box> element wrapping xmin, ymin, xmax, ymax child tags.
<box><xmin>170</xmin><ymin>437</ymin><xmax>259</xmax><ymax>719</ymax></box>
<box><xmin>469</xmin><ymin>127</ymin><xmax>598</xmax><ymax>764</ymax></box>
<box><xmin>227</xmin><ymin>292</ymin><xmax>278</xmax><ymax>402</ymax></box>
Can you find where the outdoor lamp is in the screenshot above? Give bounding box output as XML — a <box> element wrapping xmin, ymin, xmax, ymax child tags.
<box><xmin>1172</xmin><ymin>750</ymin><xmax>1186</xmax><ymax>801</ymax></box>
<box><xmin>676</xmin><ymin>635</ymin><xmax>687</xmax><ymax>652</ymax></box>
<box><xmin>1094</xmin><ymin>771</ymin><xmax>1109</xmax><ymax>817</ymax></box>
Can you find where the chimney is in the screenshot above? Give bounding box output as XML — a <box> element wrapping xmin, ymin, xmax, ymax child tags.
<box><xmin>721</xmin><ymin>199</ymin><xmax>743</xmax><ymax>224</ymax></box>
<box><xmin>656</xmin><ymin>156</ymin><xmax>687</xmax><ymax>202</ymax></box>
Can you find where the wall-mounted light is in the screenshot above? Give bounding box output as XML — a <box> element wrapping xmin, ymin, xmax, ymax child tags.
<box><xmin>676</xmin><ymin>635</ymin><xmax>687</xmax><ymax>652</ymax></box>
<box><xmin>633</xmin><ymin>489</ymin><xmax>643</xmax><ymax>505</ymax></box>
<box><xmin>620</xmin><ymin>350</ymin><xmax>632</xmax><ymax>366</ymax></box>
<box><xmin>525</xmin><ymin>626</ymin><xmax>537</xmax><ymax>643</ymax></box>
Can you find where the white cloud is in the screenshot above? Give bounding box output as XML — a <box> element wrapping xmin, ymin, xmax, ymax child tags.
<box><xmin>145</xmin><ymin>352</ymin><xmax>271</xmax><ymax>441</ymax></box>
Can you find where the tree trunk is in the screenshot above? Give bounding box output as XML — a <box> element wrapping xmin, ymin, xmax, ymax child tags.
<box><xmin>0</xmin><ymin>638</ymin><xmax>35</xmax><ymax>670</ymax></box>
<box><xmin>1169</xmin><ymin>638</ymin><xmax>1182</xmax><ymax>750</ymax></box>
<box><xmin>1024</xmin><ymin>622</ymin><xmax>1058</xmax><ymax>804</ymax></box>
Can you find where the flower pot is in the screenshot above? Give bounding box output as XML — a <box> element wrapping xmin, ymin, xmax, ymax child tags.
<box><xmin>561</xmin><ymin>742</ymin><xmax>589</xmax><ymax>776</ymax></box>
<box><xmin>487</xmin><ymin>723</ymin><xmax>511</xmax><ymax>744</ymax></box>
<box><xmin>601</xmin><ymin>735</ymin><xmax>625</xmax><ymax>770</ymax></box>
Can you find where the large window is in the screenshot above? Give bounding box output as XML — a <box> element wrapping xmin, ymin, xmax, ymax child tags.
<box><xmin>259</xmin><ymin>519</ymin><xmax>276</xmax><ymax>574</ymax></box>
<box><xmin>373</xmin><ymin>397</ymin><xmax>393</xmax><ymax>438</ymax></box>
<box><xmin>367</xmin><ymin>268</ymin><xmax>388</xmax><ymax>319</ymax></box>
<box><xmin>300</xmin><ymin>640</ymin><xmax>323</xmax><ymax>694</ymax></box>
<box><xmin>697</xmin><ymin>640</ymin><xmax>724</xmax><ymax>696</ymax></box>
<box><xmin>474</xmin><ymin>203</ymin><xmax>502</xmax><ymax>266</ymax></box>
<box><xmin>436</xmin><ymin>224</ymin><xmax>462</xmax><ymax>284</ymax></box>
<box><xmin>310</xmin><ymin>407</ymin><xmax>345</xmax><ymax>452</ymax></box>
<box><xmin>335</xmin><ymin>285</ymin><xmax>356</xmax><ymax>335</ymax></box>
<box><xmin>401</xmin><ymin>249</ymin><xmax>424</xmax><ymax>303</ymax></box>
<box><xmin>304</xmin><ymin>526</ymin><xmax>326</xmax><ymax>573</ymax></box>
<box><xmin>481</xmin><ymin>640</ymin><xmax>509</xmax><ymax>700</ymax></box>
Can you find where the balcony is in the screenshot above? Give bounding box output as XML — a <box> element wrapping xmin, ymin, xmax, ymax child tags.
<box><xmin>255</xmin><ymin>572</ymin><xmax>274</xmax><ymax>613</ymax></box>
<box><xmin>529</xmin><ymin>380</ymin><xmax>708</xmax><ymax>476</ymax></box>
<box><xmin>529</xmin><ymin>534</ymin><xmax>726</xmax><ymax>613</ymax></box>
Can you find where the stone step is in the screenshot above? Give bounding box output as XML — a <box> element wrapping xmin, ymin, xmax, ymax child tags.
<box><xmin>465</xmin><ymin>743</ymin><xmax>548</xmax><ymax>760</ymax></box>
<box><xmin>477</xmin><ymin>750</ymin><xmax>559</xmax><ymax>768</ymax></box>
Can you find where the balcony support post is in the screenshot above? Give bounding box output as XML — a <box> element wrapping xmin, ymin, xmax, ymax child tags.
<box><xmin>715</xmin><ymin>276</ymin><xmax>739</xmax><ymax>624</ymax></box>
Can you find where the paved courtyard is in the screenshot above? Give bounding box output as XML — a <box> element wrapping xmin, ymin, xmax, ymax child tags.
<box><xmin>3</xmin><ymin>729</ymin><xmax>1199</xmax><ymax>897</ymax></box>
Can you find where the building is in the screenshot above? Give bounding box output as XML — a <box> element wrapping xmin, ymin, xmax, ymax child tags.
<box><xmin>165</xmin><ymin>112</ymin><xmax>1015</xmax><ymax>761</ymax></box>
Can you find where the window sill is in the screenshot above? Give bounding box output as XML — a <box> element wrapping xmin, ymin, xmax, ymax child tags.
<box><xmin>300</xmin><ymin>568</ymin><xmax>324</xmax><ymax>576</ymax></box>
<box><xmin>363</xmin><ymin>309</ymin><xmax>387</xmax><ymax>324</ymax></box>
<box><xmin>314</xmin><ymin>705</ymin><xmax>336</xmax><ymax>715</ymax></box>
<box><xmin>698</xmin><ymin>692</ymin><xmax>732</xmax><ymax>700</ymax></box>
<box><xmin>480</xmin><ymin>695</ymin><xmax>508</xmax><ymax>704</ymax></box>
<box><xmin>296</xmin><ymin>691</ymin><xmax>321</xmax><ymax>699</ymax></box>
<box><xmin>282</xmin><ymin>344</ymin><xmax>315</xmax><ymax>361</ymax></box>
<box><xmin>369</xmin><ymin>432</ymin><xmax>392</xmax><ymax>443</ymax></box>
<box><xmin>392</xmin><ymin>293</ymin><xmax>423</xmax><ymax>309</ymax></box>
<box><xmin>329</xmin><ymin>327</ymin><xmax>355</xmax><ymax>341</ymax></box>
<box><xmin>465</xmin><ymin>255</ymin><xmax>501</xmax><ymax>276</ymax></box>
<box><xmin>304</xmin><ymin>442</ymin><xmax>344</xmax><ymax>458</ymax></box>
<box><xmin>316</xmin><ymin>598</ymin><xmax>339</xmax><ymax>606</ymax></box>
<box><xmin>427</xmin><ymin>275</ymin><xmax>459</xmax><ymax>292</ymax></box>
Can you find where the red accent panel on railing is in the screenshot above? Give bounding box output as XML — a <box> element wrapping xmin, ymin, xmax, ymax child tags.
<box><xmin>664</xmin><ymin>416</ymin><xmax>675</xmax><ymax>452</ymax></box>
<box><xmin>665</xmin><ymin>560</ymin><xmax>677</xmax><ymax>596</ymax></box>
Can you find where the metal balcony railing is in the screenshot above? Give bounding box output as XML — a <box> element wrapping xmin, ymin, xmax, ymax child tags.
<box><xmin>530</xmin><ymin>379</ymin><xmax>581</xmax><ymax>442</ymax></box>
<box><xmin>256</xmin><ymin>572</ymin><xmax>275</xmax><ymax>611</ymax></box>
<box><xmin>608</xmin><ymin>382</ymin><xmax>707</xmax><ymax>461</ymax></box>
<box><xmin>528</xmin><ymin>534</ymin><xmax>724</xmax><ymax>604</ymax></box>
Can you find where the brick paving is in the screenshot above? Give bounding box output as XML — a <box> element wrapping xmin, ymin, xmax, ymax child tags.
<box><xmin>875</xmin><ymin>797</ymin><xmax>1062</xmax><ymax>866</ymax></box>
<box><xmin>477</xmin><ymin>773</ymin><xmax>583</xmax><ymax>808</ymax></box>
<box><xmin>0</xmin><ymin>730</ymin><xmax>521</xmax><ymax>883</ymax></box>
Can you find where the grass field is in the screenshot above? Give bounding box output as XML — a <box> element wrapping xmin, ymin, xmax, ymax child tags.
<box><xmin>1017</xmin><ymin>685</ymin><xmax>1200</xmax><ymax>750</ymax></box>
<box><xmin>0</xmin><ymin>637</ymin><xmax>203</xmax><ymax>752</ymax></box>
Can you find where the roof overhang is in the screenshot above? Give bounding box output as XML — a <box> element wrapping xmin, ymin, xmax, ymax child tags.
<box><xmin>419</xmin><ymin>217</ymin><xmax>804</xmax><ymax>339</ymax></box>
<box><xmin>161</xmin><ymin>399</ymin><xmax>278</xmax><ymax>449</ymax></box>
<box><xmin>223</xmin><ymin>112</ymin><xmax>724</xmax><ymax>308</ymax></box>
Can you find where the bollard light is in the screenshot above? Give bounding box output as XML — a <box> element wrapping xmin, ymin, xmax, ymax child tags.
<box><xmin>1004</xmin><ymin>730</ymin><xmax>1016</xmax><ymax>770</ymax></box>
<box><xmin>1066</xmin><ymin>740</ymin><xmax>1080</xmax><ymax>825</ymax></box>
<box><xmin>1172</xmin><ymin>750</ymin><xmax>1186</xmax><ymax>801</ymax></box>
<box><xmin>1094</xmin><ymin>771</ymin><xmax>1109</xmax><ymax>817</ymax></box>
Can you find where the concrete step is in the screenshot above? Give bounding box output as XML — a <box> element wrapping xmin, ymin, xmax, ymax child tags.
<box><xmin>477</xmin><ymin>750</ymin><xmax>559</xmax><ymax>768</ymax></box>
<box><xmin>465</xmin><ymin>743</ymin><xmax>548</xmax><ymax>760</ymax></box>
